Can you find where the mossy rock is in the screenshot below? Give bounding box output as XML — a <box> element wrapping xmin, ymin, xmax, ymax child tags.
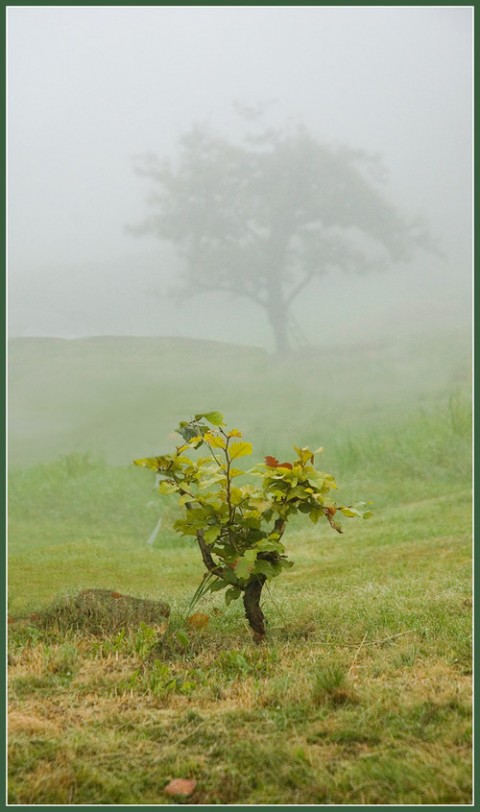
<box><xmin>30</xmin><ymin>589</ymin><xmax>170</xmax><ymax>635</ymax></box>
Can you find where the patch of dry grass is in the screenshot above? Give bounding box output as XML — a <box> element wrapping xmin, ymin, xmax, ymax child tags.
<box><xmin>8</xmin><ymin>609</ymin><xmax>471</xmax><ymax>805</ymax></box>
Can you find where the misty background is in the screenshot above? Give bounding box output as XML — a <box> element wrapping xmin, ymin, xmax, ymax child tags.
<box><xmin>8</xmin><ymin>6</ymin><xmax>472</xmax><ymax>348</ymax></box>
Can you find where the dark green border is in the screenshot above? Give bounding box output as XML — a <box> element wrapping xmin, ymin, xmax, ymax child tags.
<box><xmin>3</xmin><ymin>3</ymin><xmax>474</xmax><ymax>811</ymax></box>
<box><xmin>2</xmin><ymin>3</ymin><xmax>6</xmax><ymax>811</ymax></box>
<box><xmin>471</xmin><ymin>2</ymin><xmax>477</xmax><ymax>810</ymax></box>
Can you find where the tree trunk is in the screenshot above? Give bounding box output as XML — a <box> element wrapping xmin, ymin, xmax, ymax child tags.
<box><xmin>243</xmin><ymin>574</ymin><xmax>267</xmax><ymax>642</ymax></box>
<box><xmin>264</xmin><ymin>225</ymin><xmax>292</xmax><ymax>355</ymax></box>
<box><xmin>265</xmin><ymin>269</ymin><xmax>291</xmax><ymax>355</ymax></box>
<box><xmin>267</xmin><ymin>307</ymin><xmax>290</xmax><ymax>355</ymax></box>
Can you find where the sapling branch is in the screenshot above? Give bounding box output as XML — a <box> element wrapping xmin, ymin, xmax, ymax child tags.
<box><xmin>222</xmin><ymin>435</ymin><xmax>234</xmax><ymax>521</ymax></box>
<box><xmin>175</xmin><ymin>483</ymin><xmax>224</xmax><ymax>576</ymax></box>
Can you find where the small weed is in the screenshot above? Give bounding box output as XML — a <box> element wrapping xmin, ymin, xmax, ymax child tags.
<box><xmin>312</xmin><ymin>665</ymin><xmax>358</xmax><ymax>706</ymax></box>
<box><xmin>133</xmin><ymin>622</ymin><xmax>159</xmax><ymax>659</ymax></box>
<box><xmin>120</xmin><ymin>659</ymin><xmax>196</xmax><ymax>698</ymax></box>
<box><xmin>216</xmin><ymin>647</ymin><xmax>278</xmax><ymax>680</ymax></box>
<box><xmin>216</xmin><ymin>650</ymin><xmax>254</xmax><ymax>678</ymax></box>
<box><xmin>395</xmin><ymin>644</ymin><xmax>419</xmax><ymax>668</ymax></box>
<box><xmin>45</xmin><ymin>643</ymin><xmax>79</xmax><ymax>677</ymax></box>
<box><xmin>91</xmin><ymin>628</ymin><xmax>128</xmax><ymax>658</ymax></box>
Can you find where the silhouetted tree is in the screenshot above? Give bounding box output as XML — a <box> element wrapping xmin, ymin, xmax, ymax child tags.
<box><xmin>132</xmin><ymin>114</ymin><xmax>432</xmax><ymax>354</ymax></box>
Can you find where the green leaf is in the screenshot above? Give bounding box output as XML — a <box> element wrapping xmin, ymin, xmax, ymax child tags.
<box><xmin>253</xmin><ymin>560</ymin><xmax>279</xmax><ymax>579</ymax></box>
<box><xmin>309</xmin><ymin>508</ymin><xmax>322</xmax><ymax>524</ymax></box>
<box><xmin>235</xmin><ymin>557</ymin><xmax>253</xmax><ymax>580</ymax></box>
<box><xmin>175</xmin><ymin>629</ymin><xmax>190</xmax><ymax>649</ymax></box>
<box><xmin>232</xmin><ymin>468</ymin><xmax>247</xmax><ymax>478</ymax></box>
<box><xmin>194</xmin><ymin>411</ymin><xmax>225</xmax><ymax>426</ymax></box>
<box><xmin>158</xmin><ymin>481</ymin><xmax>179</xmax><ymax>495</ymax></box>
<box><xmin>134</xmin><ymin>455</ymin><xmax>171</xmax><ymax>472</ymax></box>
<box><xmin>242</xmin><ymin>517</ymin><xmax>261</xmax><ymax>529</ymax></box>
<box><xmin>278</xmin><ymin>559</ymin><xmax>294</xmax><ymax>570</ymax></box>
<box><xmin>204</xmin><ymin>526</ymin><xmax>221</xmax><ymax>544</ymax></box>
<box><xmin>178</xmin><ymin>493</ymin><xmax>195</xmax><ymax>506</ymax></box>
<box><xmin>207</xmin><ymin>578</ymin><xmax>228</xmax><ymax>593</ymax></box>
<box><xmin>173</xmin><ymin>521</ymin><xmax>197</xmax><ymax>537</ymax></box>
<box><xmin>221</xmin><ymin>567</ymin><xmax>240</xmax><ymax>586</ymax></box>
<box><xmin>256</xmin><ymin>539</ymin><xmax>285</xmax><ymax>553</ymax></box>
<box><xmin>230</xmin><ymin>487</ymin><xmax>247</xmax><ymax>505</ymax></box>
<box><xmin>340</xmin><ymin>507</ymin><xmax>359</xmax><ymax>517</ymax></box>
<box><xmin>225</xmin><ymin>586</ymin><xmax>242</xmax><ymax>606</ymax></box>
<box><xmin>176</xmin><ymin>421</ymin><xmax>208</xmax><ymax>444</ymax></box>
<box><xmin>229</xmin><ymin>441</ymin><xmax>253</xmax><ymax>460</ymax></box>
<box><xmin>245</xmin><ymin>529</ymin><xmax>266</xmax><ymax>543</ymax></box>
<box><xmin>293</xmin><ymin>446</ymin><xmax>315</xmax><ymax>465</ymax></box>
<box><xmin>269</xmin><ymin>487</ymin><xmax>289</xmax><ymax>498</ymax></box>
<box><xmin>201</xmin><ymin>472</ymin><xmax>225</xmax><ymax>487</ymax></box>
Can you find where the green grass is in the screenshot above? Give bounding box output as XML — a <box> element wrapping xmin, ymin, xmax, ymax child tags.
<box><xmin>8</xmin><ymin>329</ymin><xmax>471</xmax><ymax>467</ymax></box>
<box><xmin>8</xmin><ymin>379</ymin><xmax>472</xmax><ymax>804</ymax></box>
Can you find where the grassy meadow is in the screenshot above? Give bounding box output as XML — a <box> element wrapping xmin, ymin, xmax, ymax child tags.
<box><xmin>8</xmin><ymin>330</ymin><xmax>472</xmax><ymax>804</ymax></box>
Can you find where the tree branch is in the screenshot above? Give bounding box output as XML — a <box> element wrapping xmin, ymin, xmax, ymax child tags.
<box><xmin>195</xmin><ymin>528</ymin><xmax>225</xmax><ymax>575</ymax></box>
<box><xmin>274</xmin><ymin>517</ymin><xmax>286</xmax><ymax>537</ymax></box>
<box><xmin>176</xmin><ymin>485</ymin><xmax>224</xmax><ymax>575</ymax></box>
<box><xmin>191</xmin><ymin>279</ymin><xmax>267</xmax><ymax>309</ymax></box>
<box><xmin>286</xmin><ymin>271</ymin><xmax>315</xmax><ymax>305</ymax></box>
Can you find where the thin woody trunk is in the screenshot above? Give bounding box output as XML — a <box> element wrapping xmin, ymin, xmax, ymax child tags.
<box><xmin>243</xmin><ymin>525</ymin><xmax>285</xmax><ymax>641</ymax></box>
<box><xmin>243</xmin><ymin>574</ymin><xmax>267</xmax><ymax>641</ymax></box>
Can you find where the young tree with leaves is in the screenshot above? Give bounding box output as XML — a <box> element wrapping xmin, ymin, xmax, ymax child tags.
<box><xmin>135</xmin><ymin>411</ymin><xmax>371</xmax><ymax>641</ymax></box>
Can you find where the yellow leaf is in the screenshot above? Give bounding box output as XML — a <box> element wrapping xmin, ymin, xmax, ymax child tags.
<box><xmin>203</xmin><ymin>432</ymin><xmax>226</xmax><ymax>449</ymax></box>
<box><xmin>133</xmin><ymin>456</ymin><xmax>167</xmax><ymax>472</ymax></box>
<box><xmin>187</xmin><ymin>613</ymin><xmax>209</xmax><ymax>629</ymax></box>
<box><xmin>229</xmin><ymin>440</ymin><xmax>253</xmax><ymax>459</ymax></box>
<box><xmin>293</xmin><ymin>446</ymin><xmax>315</xmax><ymax>464</ymax></box>
<box><xmin>228</xmin><ymin>428</ymin><xmax>243</xmax><ymax>437</ymax></box>
<box><xmin>188</xmin><ymin>435</ymin><xmax>204</xmax><ymax>446</ymax></box>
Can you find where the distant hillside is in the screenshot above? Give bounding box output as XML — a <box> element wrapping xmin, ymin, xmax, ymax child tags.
<box><xmin>8</xmin><ymin>332</ymin><xmax>471</xmax><ymax>468</ymax></box>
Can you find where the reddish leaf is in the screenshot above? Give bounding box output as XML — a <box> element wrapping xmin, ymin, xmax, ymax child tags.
<box><xmin>164</xmin><ymin>778</ymin><xmax>197</xmax><ymax>796</ymax></box>
<box><xmin>265</xmin><ymin>456</ymin><xmax>279</xmax><ymax>467</ymax></box>
<box><xmin>278</xmin><ymin>462</ymin><xmax>293</xmax><ymax>470</ymax></box>
<box><xmin>187</xmin><ymin>612</ymin><xmax>209</xmax><ymax>629</ymax></box>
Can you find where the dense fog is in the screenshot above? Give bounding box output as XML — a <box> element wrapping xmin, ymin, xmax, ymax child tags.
<box><xmin>7</xmin><ymin>12</ymin><xmax>473</xmax><ymax>807</ymax></box>
<box><xmin>7</xmin><ymin>6</ymin><xmax>472</xmax><ymax>351</ymax></box>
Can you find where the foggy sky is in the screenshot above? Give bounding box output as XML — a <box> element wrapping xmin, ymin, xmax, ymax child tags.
<box><xmin>7</xmin><ymin>6</ymin><xmax>472</xmax><ymax>348</ymax></box>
